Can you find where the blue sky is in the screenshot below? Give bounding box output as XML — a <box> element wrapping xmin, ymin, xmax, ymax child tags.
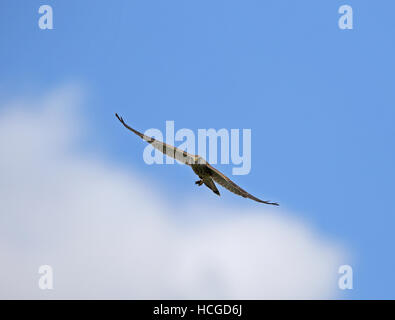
<box><xmin>1</xmin><ymin>1</ymin><xmax>394</xmax><ymax>299</ymax></box>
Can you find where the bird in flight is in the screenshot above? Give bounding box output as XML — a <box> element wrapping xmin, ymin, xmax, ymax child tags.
<box><xmin>115</xmin><ymin>114</ymin><xmax>279</xmax><ymax>206</ymax></box>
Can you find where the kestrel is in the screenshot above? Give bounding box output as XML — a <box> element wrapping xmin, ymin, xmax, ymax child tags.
<box><xmin>115</xmin><ymin>114</ymin><xmax>279</xmax><ymax>206</ymax></box>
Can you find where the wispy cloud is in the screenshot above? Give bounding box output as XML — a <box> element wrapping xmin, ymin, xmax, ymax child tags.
<box><xmin>0</xmin><ymin>85</ymin><xmax>346</xmax><ymax>299</ymax></box>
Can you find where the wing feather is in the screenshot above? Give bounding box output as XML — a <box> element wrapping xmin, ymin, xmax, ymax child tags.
<box><xmin>115</xmin><ymin>113</ymin><xmax>196</xmax><ymax>165</ymax></box>
<box><xmin>206</xmin><ymin>163</ymin><xmax>279</xmax><ymax>205</ymax></box>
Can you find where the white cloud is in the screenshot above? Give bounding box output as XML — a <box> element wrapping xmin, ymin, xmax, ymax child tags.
<box><xmin>0</xmin><ymin>86</ymin><xmax>346</xmax><ymax>299</ymax></box>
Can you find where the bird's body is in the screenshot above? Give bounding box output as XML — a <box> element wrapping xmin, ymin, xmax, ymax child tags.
<box><xmin>115</xmin><ymin>113</ymin><xmax>278</xmax><ymax>206</ymax></box>
<box><xmin>191</xmin><ymin>163</ymin><xmax>221</xmax><ymax>196</ymax></box>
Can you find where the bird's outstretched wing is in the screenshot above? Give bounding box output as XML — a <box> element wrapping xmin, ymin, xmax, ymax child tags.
<box><xmin>206</xmin><ymin>163</ymin><xmax>279</xmax><ymax>206</ymax></box>
<box><xmin>115</xmin><ymin>113</ymin><xmax>196</xmax><ymax>165</ymax></box>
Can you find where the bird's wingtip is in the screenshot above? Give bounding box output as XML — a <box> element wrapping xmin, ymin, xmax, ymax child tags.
<box><xmin>115</xmin><ymin>113</ymin><xmax>124</xmax><ymax>123</ymax></box>
<box><xmin>266</xmin><ymin>200</ymin><xmax>279</xmax><ymax>206</ymax></box>
<box><xmin>259</xmin><ymin>199</ymin><xmax>279</xmax><ymax>206</ymax></box>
